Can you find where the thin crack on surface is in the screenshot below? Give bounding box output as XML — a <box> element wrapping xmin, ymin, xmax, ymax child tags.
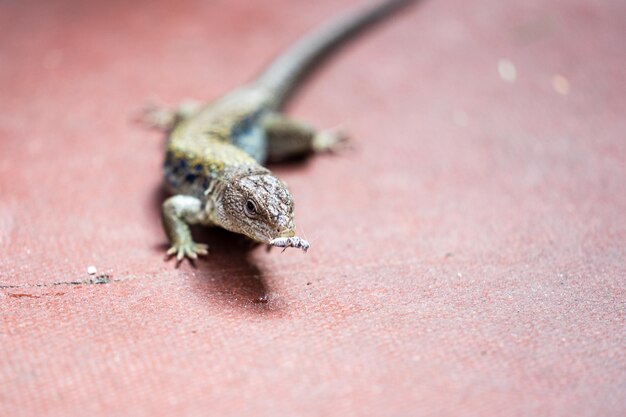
<box><xmin>0</xmin><ymin>274</ymin><xmax>112</xmax><ymax>289</ymax></box>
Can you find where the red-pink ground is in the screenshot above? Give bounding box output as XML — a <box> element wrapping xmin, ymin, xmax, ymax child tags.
<box><xmin>1</xmin><ymin>1</ymin><xmax>624</xmax><ymax>416</ymax></box>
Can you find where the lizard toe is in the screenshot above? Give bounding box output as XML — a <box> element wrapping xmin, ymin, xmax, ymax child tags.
<box><xmin>313</xmin><ymin>129</ymin><xmax>353</xmax><ymax>154</ymax></box>
<box><xmin>165</xmin><ymin>241</ymin><xmax>209</xmax><ymax>266</ymax></box>
<box><xmin>194</xmin><ymin>243</ymin><xmax>209</xmax><ymax>256</ymax></box>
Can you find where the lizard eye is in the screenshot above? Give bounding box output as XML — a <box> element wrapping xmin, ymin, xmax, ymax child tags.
<box><xmin>244</xmin><ymin>199</ymin><xmax>258</xmax><ymax>217</ymax></box>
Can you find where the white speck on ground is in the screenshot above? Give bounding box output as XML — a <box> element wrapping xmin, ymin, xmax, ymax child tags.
<box><xmin>552</xmin><ymin>74</ymin><xmax>570</xmax><ymax>95</ymax></box>
<box><xmin>87</xmin><ymin>266</ymin><xmax>97</xmax><ymax>275</ymax></box>
<box><xmin>498</xmin><ymin>59</ymin><xmax>517</xmax><ymax>83</ymax></box>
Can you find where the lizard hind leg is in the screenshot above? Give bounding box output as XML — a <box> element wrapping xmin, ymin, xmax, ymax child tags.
<box><xmin>261</xmin><ymin>113</ymin><xmax>351</xmax><ymax>163</ymax></box>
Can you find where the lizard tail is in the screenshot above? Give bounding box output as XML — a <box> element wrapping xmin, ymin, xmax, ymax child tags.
<box><xmin>253</xmin><ymin>0</ymin><xmax>416</xmax><ymax>108</ymax></box>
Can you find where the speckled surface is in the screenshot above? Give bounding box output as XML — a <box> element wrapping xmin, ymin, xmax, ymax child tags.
<box><xmin>0</xmin><ymin>0</ymin><xmax>624</xmax><ymax>416</ymax></box>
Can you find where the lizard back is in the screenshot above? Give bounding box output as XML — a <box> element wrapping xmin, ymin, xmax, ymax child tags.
<box><xmin>164</xmin><ymin>87</ymin><xmax>273</xmax><ymax>197</ymax></box>
<box><xmin>162</xmin><ymin>0</ymin><xmax>414</xmax><ymax>198</ymax></box>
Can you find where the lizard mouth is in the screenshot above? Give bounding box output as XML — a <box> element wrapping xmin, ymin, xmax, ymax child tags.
<box><xmin>263</xmin><ymin>228</ymin><xmax>295</xmax><ymax>243</ymax></box>
<box><xmin>255</xmin><ymin>228</ymin><xmax>294</xmax><ymax>244</ymax></box>
<box><xmin>276</xmin><ymin>228</ymin><xmax>296</xmax><ymax>239</ymax></box>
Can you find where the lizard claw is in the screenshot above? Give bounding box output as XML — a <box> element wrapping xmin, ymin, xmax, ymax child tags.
<box><xmin>313</xmin><ymin>128</ymin><xmax>353</xmax><ymax>154</ymax></box>
<box><xmin>166</xmin><ymin>242</ymin><xmax>209</xmax><ymax>266</ymax></box>
<box><xmin>138</xmin><ymin>103</ymin><xmax>178</xmax><ymax>131</ymax></box>
<box><xmin>137</xmin><ymin>100</ymin><xmax>202</xmax><ymax>131</ymax></box>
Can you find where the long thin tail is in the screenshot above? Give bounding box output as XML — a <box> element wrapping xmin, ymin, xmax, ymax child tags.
<box><xmin>253</xmin><ymin>0</ymin><xmax>415</xmax><ymax>108</ymax></box>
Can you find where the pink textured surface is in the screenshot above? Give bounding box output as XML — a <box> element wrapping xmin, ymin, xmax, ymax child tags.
<box><xmin>1</xmin><ymin>0</ymin><xmax>625</xmax><ymax>416</ymax></box>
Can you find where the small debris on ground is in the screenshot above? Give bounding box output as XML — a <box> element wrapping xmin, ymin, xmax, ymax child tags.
<box><xmin>87</xmin><ymin>266</ymin><xmax>97</xmax><ymax>275</ymax></box>
<box><xmin>552</xmin><ymin>74</ymin><xmax>570</xmax><ymax>95</ymax></box>
<box><xmin>89</xmin><ymin>274</ymin><xmax>110</xmax><ymax>284</ymax></box>
<box><xmin>253</xmin><ymin>295</ymin><xmax>269</xmax><ymax>304</ymax></box>
<box><xmin>498</xmin><ymin>59</ymin><xmax>517</xmax><ymax>83</ymax></box>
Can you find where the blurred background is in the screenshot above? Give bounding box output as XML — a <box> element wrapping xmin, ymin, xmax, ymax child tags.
<box><xmin>1</xmin><ymin>1</ymin><xmax>624</xmax><ymax>416</ymax></box>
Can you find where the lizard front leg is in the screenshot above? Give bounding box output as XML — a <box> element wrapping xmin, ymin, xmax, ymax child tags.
<box><xmin>261</xmin><ymin>113</ymin><xmax>350</xmax><ymax>162</ymax></box>
<box><xmin>161</xmin><ymin>195</ymin><xmax>209</xmax><ymax>265</ymax></box>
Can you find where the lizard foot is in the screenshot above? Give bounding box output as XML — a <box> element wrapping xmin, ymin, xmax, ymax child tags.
<box><xmin>137</xmin><ymin>103</ymin><xmax>177</xmax><ymax>131</ymax></box>
<box><xmin>166</xmin><ymin>241</ymin><xmax>209</xmax><ymax>265</ymax></box>
<box><xmin>269</xmin><ymin>236</ymin><xmax>310</xmax><ymax>253</ymax></box>
<box><xmin>313</xmin><ymin>128</ymin><xmax>352</xmax><ymax>154</ymax></box>
<box><xmin>136</xmin><ymin>100</ymin><xmax>202</xmax><ymax>131</ymax></box>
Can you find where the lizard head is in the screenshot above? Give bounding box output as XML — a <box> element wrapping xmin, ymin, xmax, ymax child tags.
<box><xmin>218</xmin><ymin>173</ymin><xmax>296</xmax><ymax>243</ymax></box>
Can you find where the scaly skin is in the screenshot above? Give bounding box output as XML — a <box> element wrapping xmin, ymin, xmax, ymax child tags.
<box><xmin>155</xmin><ymin>1</ymin><xmax>413</xmax><ymax>264</ymax></box>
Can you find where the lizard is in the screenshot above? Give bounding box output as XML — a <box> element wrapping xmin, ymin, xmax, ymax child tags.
<box><xmin>146</xmin><ymin>0</ymin><xmax>414</xmax><ymax>264</ymax></box>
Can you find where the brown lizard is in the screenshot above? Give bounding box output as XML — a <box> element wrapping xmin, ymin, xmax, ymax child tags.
<box><xmin>145</xmin><ymin>0</ymin><xmax>414</xmax><ymax>264</ymax></box>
